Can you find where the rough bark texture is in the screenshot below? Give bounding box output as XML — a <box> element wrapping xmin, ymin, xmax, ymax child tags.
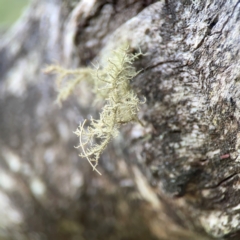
<box><xmin>0</xmin><ymin>0</ymin><xmax>240</xmax><ymax>239</ymax></box>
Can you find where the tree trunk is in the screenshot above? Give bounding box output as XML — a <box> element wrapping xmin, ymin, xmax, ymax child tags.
<box><xmin>0</xmin><ymin>0</ymin><xmax>240</xmax><ymax>239</ymax></box>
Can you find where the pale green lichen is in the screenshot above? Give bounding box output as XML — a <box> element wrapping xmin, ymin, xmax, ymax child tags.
<box><xmin>46</xmin><ymin>46</ymin><xmax>144</xmax><ymax>175</ymax></box>
<box><xmin>44</xmin><ymin>65</ymin><xmax>94</xmax><ymax>105</ymax></box>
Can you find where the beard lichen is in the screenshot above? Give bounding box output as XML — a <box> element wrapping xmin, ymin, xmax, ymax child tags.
<box><xmin>46</xmin><ymin>46</ymin><xmax>145</xmax><ymax>175</ymax></box>
<box><xmin>44</xmin><ymin>65</ymin><xmax>94</xmax><ymax>105</ymax></box>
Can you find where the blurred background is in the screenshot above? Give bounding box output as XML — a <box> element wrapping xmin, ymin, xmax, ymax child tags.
<box><xmin>0</xmin><ymin>0</ymin><xmax>29</xmax><ymax>28</ymax></box>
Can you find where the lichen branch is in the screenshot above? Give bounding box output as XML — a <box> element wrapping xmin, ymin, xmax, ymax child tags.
<box><xmin>45</xmin><ymin>46</ymin><xmax>144</xmax><ymax>175</ymax></box>
<box><xmin>74</xmin><ymin>46</ymin><xmax>144</xmax><ymax>174</ymax></box>
<box><xmin>44</xmin><ymin>65</ymin><xmax>94</xmax><ymax>105</ymax></box>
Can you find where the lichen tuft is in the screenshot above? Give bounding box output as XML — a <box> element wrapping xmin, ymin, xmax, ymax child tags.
<box><xmin>46</xmin><ymin>46</ymin><xmax>145</xmax><ymax>175</ymax></box>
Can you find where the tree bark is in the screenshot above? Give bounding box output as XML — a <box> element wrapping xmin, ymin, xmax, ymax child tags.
<box><xmin>0</xmin><ymin>0</ymin><xmax>240</xmax><ymax>239</ymax></box>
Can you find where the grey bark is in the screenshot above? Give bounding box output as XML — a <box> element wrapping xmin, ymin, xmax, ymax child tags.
<box><xmin>0</xmin><ymin>0</ymin><xmax>240</xmax><ymax>239</ymax></box>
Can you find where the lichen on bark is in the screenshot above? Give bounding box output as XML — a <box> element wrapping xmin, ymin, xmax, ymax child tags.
<box><xmin>1</xmin><ymin>0</ymin><xmax>240</xmax><ymax>239</ymax></box>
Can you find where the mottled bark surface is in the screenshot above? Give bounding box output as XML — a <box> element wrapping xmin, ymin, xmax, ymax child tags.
<box><xmin>0</xmin><ymin>0</ymin><xmax>240</xmax><ymax>239</ymax></box>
